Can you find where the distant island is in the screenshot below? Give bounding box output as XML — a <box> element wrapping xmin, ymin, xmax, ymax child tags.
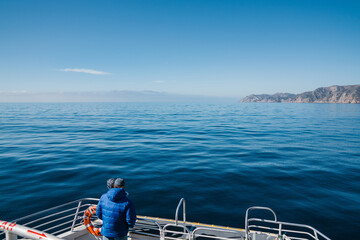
<box><xmin>240</xmin><ymin>84</ymin><xmax>360</xmax><ymax>104</ymax></box>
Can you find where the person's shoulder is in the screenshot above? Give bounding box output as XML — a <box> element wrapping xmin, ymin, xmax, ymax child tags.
<box><xmin>99</xmin><ymin>192</ymin><xmax>108</xmax><ymax>202</ymax></box>
<box><xmin>101</xmin><ymin>192</ymin><xmax>108</xmax><ymax>198</ymax></box>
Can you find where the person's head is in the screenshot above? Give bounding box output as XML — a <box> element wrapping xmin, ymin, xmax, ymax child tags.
<box><xmin>114</xmin><ymin>178</ymin><xmax>125</xmax><ymax>189</ymax></box>
<box><xmin>107</xmin><ymin>178</ymin><xmax>116</xmax><ymax>189</ymax></box>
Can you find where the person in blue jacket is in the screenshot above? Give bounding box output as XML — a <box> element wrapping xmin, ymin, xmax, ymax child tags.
<box><xmin>96</xmin><ymin>178</ymin><xmax>136</xmax><ymax>240</ymax></box>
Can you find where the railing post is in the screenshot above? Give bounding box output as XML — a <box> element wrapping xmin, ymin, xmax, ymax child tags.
<box><xmin>314</xmin><ymin>229</ymin><xmax>318</xmax><ymax>240</ymax></box>
<box><xmin>175</xmin><ymin>198</ymin><xmax>186</xmax><ymax>226</ymax></box>
<box><xmin>244</xmin><ymin>208</ymin><xmax>249</xmax><ymax>240</ymax></box>
<box><xmin>71</xmin><ymin>200</ymin><xmax>83</xmax><ymax>232</ymax></box>
<box><xmin>183</xmin><ymin>199</ymin><xmax>186</xmax><ymax>224</ymax></box>
<box><xmin>160</xmin><ymin>229</ymin><xmax>165</xmax><ymax>240</ymax></box>
<box><xmin>5</xmin><ymin>232</ymin><xmax>17</xmax><ymax>240</ymax></box>
<box><xmin>278</xmin><ymin>223</ymin><xmax>282</xmax><ymax>239</ymax></box>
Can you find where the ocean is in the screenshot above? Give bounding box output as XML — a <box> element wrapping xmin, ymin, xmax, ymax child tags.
<box><xmin>0</xmin><ymin>102</ymin><xmax>359</xmax><ymax>239</ymax></box>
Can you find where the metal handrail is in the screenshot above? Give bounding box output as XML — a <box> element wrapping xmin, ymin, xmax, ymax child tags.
<box><xmin>24</xmin><ymin>206</ymin><xmax>79</xmax><ymax>227</ymax></box>
<box><xmin>1</xmin><ymin>198</ymin><xmax>330</xmax><ymax>240</ymax></box>
<box><xmin>247</xmin><ymin>224</ymin><xmax>317</xmax><ymax>239</ymax></box>
<box><xmin>70</xmin><ymin>200</ymin><xmax>82</xmax><ymax>231</ymax></box>
<box><xmin>174</xmin><ymin>198</ymin><xmax>186</xmax><ymax>226</ymax></box>
<box><xmin>135</xmin><ymin>218</ymin><xmax>162</xmax><ymax>230</ymax></box>
<box><xmin>191</xmin><ymin>227</ymin><xmax>245</xmax><ymax>240</ymax></box>
<box><xmin>33</xmin><ymin>213</ymin><xmax>75</xmax><ymax>230</ymax></box>
<box><xmin>11</xmin><ymin>198</ymin><xmax>99</xmax><ymax>223</ymax></box>
<box><xmin>163</xmin><ymin>223</ymin><xmax>190</xmax><ymax>240</ymax></box>
<box><xmin>132</xmin><ymin>218</ymin><xmax>164</xmax><ymax>240</ymax></box>
<box><xmin>52</xmin><ymin>221</ymin><xmax>84</xmax><ymax>235</ymax></box>
<box><xmin>0</xmin><ymin>198</ymin><xmax>100</xmax><ymax>240</ymax></box>
<box><xmin>0</xmin><ymin>220</ymin><xmax>65</xmax><ymax>240</ymax></box>
<box><xmin>247</xmin><ymin>216</ymin><xmax>331</xmax><ymax>240</ymax></box>
<box><xmin>245</xmin><ymin>206</ymin><xmax>277</xmax><ymax>240</ymax></box>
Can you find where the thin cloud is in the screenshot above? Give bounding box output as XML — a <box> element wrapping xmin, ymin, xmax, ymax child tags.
<box><xmin>153</xmin><ymin>80</ymin><xmax>165</xmax><ymax>83</ymax></box>
<box><xmin>61</xmin><ymin>68</ymin><xmax>111</xmax><ymax>75</ymax></box>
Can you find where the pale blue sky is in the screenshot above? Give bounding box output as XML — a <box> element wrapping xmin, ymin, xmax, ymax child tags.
<box><xmin>0</xmin><ymin>0</ymin><xmax>359</xmax><ymax>99</ymax></box>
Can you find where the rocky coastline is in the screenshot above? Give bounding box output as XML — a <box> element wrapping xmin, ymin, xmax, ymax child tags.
<box><xmin>240</xmin><ymin>85</ymin><xmax>360</xmax><ymax>104</ymax></box>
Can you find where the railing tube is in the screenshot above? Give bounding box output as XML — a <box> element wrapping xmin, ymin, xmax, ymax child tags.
<box><xmin>160</xmin><ymin>228</ymin><xmax>165</xmax><ymax>240</ymax></box>
<box><xmin>278</xmin><ymin>223</ymin><xmax>282</xmax><ymax>239</ymax></box>
<box><xmin>163</xmin><ymin>224</ymin><xmax>190</xmax><ymax>240</ymax></box>
<box><xmin>314</xmin><ymin>229</ymin><xmax>318</xmax><ymax>240</ymax></box>
<box><xmin>183</xmin><ymin>199</ymin><xmax>186</xmax><ymax>224</ymax></box>
<box><xmin>175</xmin><ymin>198</ymin><xmax>186</xmax><ymax>225</ymax></box>
<box><xmin>11</xmin><ymin>198</ymin><xmax>98</xmax><ymax>223</ymax></box>
<box><xmin>245</xmin><ymin>206</ymin><xmax>277</xmax><ymax>240</ymax></box>
<box><xmin>70</xmin><ymin>200</ymin><xmax>83</xmax><ymax>232</ymax></box>
<box><xmin>0</xmin><ymin>220</ymin><xmax>65</xmax><ymax>240</ymax></box>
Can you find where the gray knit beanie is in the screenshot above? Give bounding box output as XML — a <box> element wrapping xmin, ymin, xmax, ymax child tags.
<box><xmin>107</xmin><ymin>178</ymin><xmax>116</xmax><ymax>189</ymax></box>
<box><xmin>114</xmin><ymin>178</ymin><xmax>125</xmax><ymax>187</ymax></box>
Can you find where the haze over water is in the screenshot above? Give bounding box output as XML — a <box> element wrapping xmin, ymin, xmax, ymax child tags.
<box><xmin>0</xmin><ymin>102</ymin><xmax>359</xmax><ymax>239</ymax></box>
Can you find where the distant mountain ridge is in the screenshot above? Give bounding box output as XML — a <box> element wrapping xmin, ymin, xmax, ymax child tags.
<box><xmin>0</xmin><ymin>90</ymin><xmax>236</xmax><ymax>103</ymax></box>
<box><xmin>240</xmin><ymin>85</ymin><xmax>360</xmax><ymax>104</ymax></box>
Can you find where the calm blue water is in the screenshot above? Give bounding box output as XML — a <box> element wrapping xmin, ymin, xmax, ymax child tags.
<box><xmin>0</xmin><ymin>103</ymin><xmax>359</xmax><ymax>239</ymax></box>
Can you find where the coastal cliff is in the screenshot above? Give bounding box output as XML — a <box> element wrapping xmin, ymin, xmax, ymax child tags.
<box><xmin>240</xmin><ymin>85</ymin><xmax>360</xmax><ymax>104</ymax></box>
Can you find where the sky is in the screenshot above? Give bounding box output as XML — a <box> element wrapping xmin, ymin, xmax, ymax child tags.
<box><xmin>0</xmin><ymin>0</ymin><xmax>359</xmax><ymax>101</ymax></box>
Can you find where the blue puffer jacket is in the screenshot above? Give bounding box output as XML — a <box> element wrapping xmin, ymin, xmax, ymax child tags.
<box><xmin>96</xmin><ymin>188</ymin><xmax>136</xmax><ymax>238</ymax></box>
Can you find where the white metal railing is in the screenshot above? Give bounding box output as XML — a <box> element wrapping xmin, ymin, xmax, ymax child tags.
<box><xmin>191</xmin><ymin>227</ymin><xmax>245</xmax><ymax>240</ymax></box>
<box><xmin>245</xmin><ymin>206</ymin><xmax>331</xmax><ymax>240</ymax></box>
<box><xmin>0</xmin><ymin>198</ymin><xmax>165</xmax><ymax>240</ymax></box>
<box><xmin>0</xmin><ymin>198</ymin><xmax>331</xmax><ymax>240</ymax></box>
<box><xmin>131</xmin><ymin>218</ymin><xmax>163</xmax><ymax>239</ymax></box>
<box><xmin>174</xmin><ymin>198</ymin><xmax>186</xmax><ymax>226</ymax></box>
<box><xmin>0</xmin><ymin>220</ymin><xmax>64</xmax><ymax>240</ymax></box>
<box><xmin>163</xmin><ymin>224</ymin><xmax>190</xmax><ymax>240</ymax></box>
<box><xmin>0</xmin><ymin>198</ymin><xmax>99</xmax><ymax>240</ymax></box>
